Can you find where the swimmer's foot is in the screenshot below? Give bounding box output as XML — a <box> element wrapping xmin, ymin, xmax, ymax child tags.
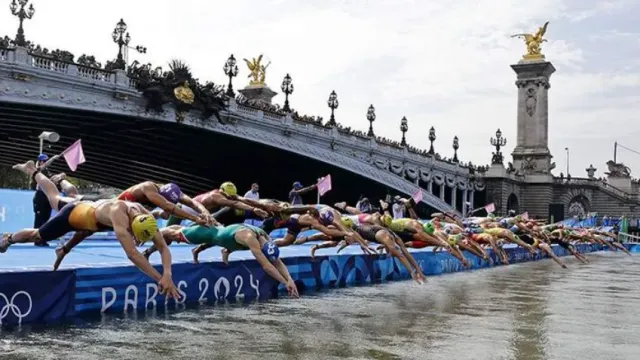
<box><xmin>191</xmin><ymin>246</ymin><xmax>200</xmax><ymax>264</ymax></box>
<box><xmin>53</xmin><ymin>245</ymin><xmax>69</xmax><ymax>271</ymax></box>
<box><xmin>310</xmin><ymin>245</ymin><xmax>318</xmax><ymax>259</ymax></box>
<box><xmin>12</xmin><ymin>160</ymin><xmax>36</xmax><ymax>175</ymax></box>
<box><xmin>0</xmin><ymin>233</ymin><xmax>13</xmax><ymax>253</ymax></box>
<box><xmin>221</xmin><ymin>248</ymin><xmax>230</xmax><ymax>265</ymax></box>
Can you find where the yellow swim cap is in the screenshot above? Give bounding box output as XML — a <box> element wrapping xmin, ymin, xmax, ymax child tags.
<box><xmin>220</xmin><ymin>182</ymin><xmax>237</xmax><ymax>196</ymax></box>
<box><xmin>341</xmin><ymin>216</ymin><xmax>355</xmax><ymax>229</ymax></box>
<box><xmin>381</xmin><ymin>214</ymin><xmax>392</xmax><ymax>227</ymax></box>
<box><xmin>131</xmin><ymin>214</ymin><xmax>158</xmax><ymax>244</ymax></box>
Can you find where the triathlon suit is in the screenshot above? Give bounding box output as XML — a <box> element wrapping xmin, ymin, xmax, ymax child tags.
<box><xmin>519</xmin><ymin>233</ymin><xmax>540</xmax><ymax>247</ymax></box>
<box><xmin>117</xmin><ymin>184</ymin><xmax>160</xmax><ymax>209</ymax></box>
<box><xmin>355</xmin><ymin>224</ymin><xmax>389</xmax><ymax>243</ymax></box>
<box><xmin>271</xmin><ymin>214</ymin><xmax>306</xmax><ymax>238</ymax></box>
<box><xmin>471</xmin><ymin>233</ymin><xmax>496</xmax><ymax>245</ymax></box>
<box><xmin>38</xmin><ymin>200</ymin><xmax>112</xmax><ymax>242</ymax></box>
<box><xmin>176</xmin><ymin>224</ymin><xmax>265</xmax><ymax>252</ymax></box>
<box><xmin>549</xmin><ymin>229</ymin><xmax>572</xmax><ymax>249</ymax></box>
<box><xmin>345</xmin><ymin>214</ymin><xmax>370</xmax><ymax>227</ymax></box>
<box><xmin>388</xmin><ymin>218</ymin><xmax>416</xmax><ymax>243</ymax></box>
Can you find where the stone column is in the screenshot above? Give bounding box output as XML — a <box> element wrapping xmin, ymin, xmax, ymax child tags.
<box><xmin>451</xmin><ymin>186</ymin><xmax>457</xmax><ymax>210</ymax></box>
<box><xmin>469</xmin><ymin>190</ymin><xmax>475</xmax><ymax>211</ymax></box>
<box><xmin>462</xmin><ymin>189</ymin><xmax>468</xmax><ymax>216</ymax></box>
<box><xmin>511</xmin><ymin>60</ymin><xmax>556</xmax><ymax>174</ymax></box>
<box><xmin>427</xmin><ymin>180</ymin><xmax>433</xmax><ymax>194</ymax></box>
<box><xmin>439</xmin><ymin>184</ymin><xmax>445</xmax><ymax>201</ymax></box>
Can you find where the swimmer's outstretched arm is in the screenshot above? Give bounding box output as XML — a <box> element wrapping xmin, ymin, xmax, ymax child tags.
<box><xmin>178</xmin><ymin>193</ymin><xmax>210</xmax><ymax>217</ymax></box>
<box><xmin>141</xmin><ymin>184</ymin><xmax>203</xmax><ymax>224</ymax></box>
<box><xmin>110</xmin><ymin>206</ymin><xmax>178</xmax><ymax>299</ymax></box>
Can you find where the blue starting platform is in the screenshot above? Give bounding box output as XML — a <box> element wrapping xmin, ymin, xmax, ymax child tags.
<box><xmin>0</xmin><ymin>230</ymin><xmax>637</xmax><ymax>327</ymax></box>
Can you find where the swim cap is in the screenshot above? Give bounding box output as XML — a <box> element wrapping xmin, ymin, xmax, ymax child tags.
<box><xmin>261</xmin><ymin>242</ymin><xmax>280</xmax><ymax>262</ymax></box>
<box><xmin>37</xmin><ymin>153</ymin><xmax>48</xmax><ymax>162</ymax></box>
<box><xmin>159</xmin><ymin>183</ymin><xmax>181</xmax><ymax>203</ymax></box>
<box><xmin>341</xmin><ymin>216</ymin><xmax>354</xmax><ymax>229</ymax></box>
<box><xmin>515</xmin><ymin>215</ymin><xmax>522</xmax><ymax>222</ymax></box>
<box><xmin>319</xmin><ymin>208</ymin><xmax>334</xmax><ymax>225</ymax></box>
<box><xmin>292</xmin><ymin>181</ymin><xmax>302</xmax><ymax>189</ymax></box>
<box><xmin>219</xmin><ymin>182</ymin><xmax>237</xmax><ymax>196</ymax></box>
<box><xmin>487</xmin><ymin>213</ymin><xmax>496</xmax><ymax>220</ymax></box>
<box><xmin>423</xmin><ymin>221</ymin><xmax>435</xmax><ymax>235</ymax></box>
<box><xmin>131</xmin><ymin>214</ymin><xmax>158</xmax><ymax>244</ymax></box>
<box><xmin>381</xmin><ymin>214</ymin><xmax>392</xmax><ymax>227</ymax></box>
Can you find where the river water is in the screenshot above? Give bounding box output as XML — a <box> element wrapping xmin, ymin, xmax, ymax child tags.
<box><xmin>1</xmin><ymin>252</ymin><xmax>639</xmax><ymax>360</ymax></box>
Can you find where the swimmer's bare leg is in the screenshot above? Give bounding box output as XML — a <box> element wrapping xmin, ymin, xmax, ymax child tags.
<box><xmin>54</xmin><ymin>231</ymin><xmax>93</xmax><ymax>270</ymax></box>
<box><xmin>192</xmin><ymin>243</ymin><xmax>214</xmax><ymax>264</ymax></box>
<box><xmin>294</xmin><ymin>233</ymin><xmax>329</xmax><ymax>245</ymax></box>
<box><xmin>0</xmin><ymin>228</ymin><xmax>43</xmax><ymax>252</ymax></box>
<box><xmin>311</xmin><ymin>241</ymin><xmax>339</xmax><ymax>259</ymax></box>
<box><xmin>610</xmin><ymin>241</ymin><xmax>631</xmax><ymax>255</ymax></box>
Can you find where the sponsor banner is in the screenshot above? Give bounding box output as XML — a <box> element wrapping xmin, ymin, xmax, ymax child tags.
<box><xmin>0</xmin><ymin>270</ymin><xmax>75</xmax><ymax>325</ymax></box>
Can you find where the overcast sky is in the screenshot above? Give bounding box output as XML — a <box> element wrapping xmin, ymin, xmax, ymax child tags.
<box><xmin>1</xmin><ymin>0</ymin><xmax>638</xmax><ymax>178</ymax></box>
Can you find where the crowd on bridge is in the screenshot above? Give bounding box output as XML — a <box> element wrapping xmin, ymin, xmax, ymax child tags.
<box><xmin>0</xmin><ymin>154</ymin><xmax>631</xmax><ymax>301</ymax></box>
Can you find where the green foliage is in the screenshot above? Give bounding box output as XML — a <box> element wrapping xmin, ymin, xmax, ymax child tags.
<box><xmin>0</xmin><ymin>165</ymin><xmax>29</xmax><ymax>189</ymax></box>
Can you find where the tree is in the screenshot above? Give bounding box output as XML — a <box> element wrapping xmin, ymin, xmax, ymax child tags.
<box><xmin>0</xmin><ymin>165</ymin><xmax>29</xmax><ymax>189</ymax></box>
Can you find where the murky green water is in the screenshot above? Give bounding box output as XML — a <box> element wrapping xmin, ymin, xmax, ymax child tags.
<box><xmin>2</xmin><ymin>252</ymin><xmax>639</xmax><ymax>360</ymax></box>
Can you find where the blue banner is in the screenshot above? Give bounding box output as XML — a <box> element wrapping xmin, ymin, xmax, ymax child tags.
<box><xmin>0</xmin><ymin>270</ymin><xmax>75</xmax><ymax>326</ymax></box>
<box><xmin>75</xmin><ymin>261</ymin><xmax>279</xmax><ymax>314</ymax></box>
<box><xmin>0</xmin><ymin>189</ymin><xmax>37</xmax><ymax>233</ymax></box>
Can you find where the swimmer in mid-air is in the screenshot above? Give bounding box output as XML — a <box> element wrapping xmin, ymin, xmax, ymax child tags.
<box><xmin>2</xmin><ymin>161</ymin><xmax>180</xmax><ymax>300</ymax></box>
<box><xmin>157</xmin><ymin>223</ymin><xmax>299</xmax><ymax>297</ymax></box>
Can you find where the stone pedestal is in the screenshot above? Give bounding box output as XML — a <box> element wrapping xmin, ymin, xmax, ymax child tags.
<box><xmin>238</xmin><ymin>85</ymin><xmax>277</xmax><ymax>105</ymax></box>
<box><xmin>607</xmin><ymin>176</ymin><xmax>632</xmax><ymax>192</ymax></box>
<box><xmin>510</xmin><ymin>60</ymin><xmax>556</xmax><ymax>175</ymax></box>
<box><xmin>486</xmin><ymin>163</ymin><xmax>508</xmax><ymax>178</ymax></box>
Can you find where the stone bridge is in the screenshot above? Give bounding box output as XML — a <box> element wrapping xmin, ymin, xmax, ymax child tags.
<box><xmin>0</xmin><ymin>46</ymin><xmax>485</xmax><ymax>215</ymax></box>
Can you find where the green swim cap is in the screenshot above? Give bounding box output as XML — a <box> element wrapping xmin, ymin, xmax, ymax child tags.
<box><xmin>487</xmin><ymin>213</ymin><xmax>496</xmax><ymax>219</ymax></box>
<box><xmin>423</xmin><ymin>221</ymin><xmax>435</xmax><ymax>235</ymax></box>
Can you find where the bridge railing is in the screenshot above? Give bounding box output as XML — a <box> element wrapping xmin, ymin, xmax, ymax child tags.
<box><xmin>553</xmin><ymin>176</ymin><xmax>636</xmax><ymax>201</ymax></box>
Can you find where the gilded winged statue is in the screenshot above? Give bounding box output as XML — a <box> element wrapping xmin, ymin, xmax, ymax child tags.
<box><xmin>511</xmin><ymin>21</ymin><xmax>549</xmax><ymax>60</ymax></box>
<box><xmin>243</xmin><ymin>55</ymin><xmax>271</xmax><ymax>86</ymax></box>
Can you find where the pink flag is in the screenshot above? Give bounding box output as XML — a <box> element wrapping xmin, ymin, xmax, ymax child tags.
<box><xmin>412</xmin><ymin>189</ymin><xmax>423</xmax><ymax>204</ymax></box>
<box><xmin>484</xmin><ymin>203</ymin><xmax>495</xmax><ymax>213</ymax></box>
<box><xmin>317</xmin><ymin>175</ymin><xmax>332</xmax><ymax>196</ymax></box>
<box><xmin>62</xmin><ymin>139</ymin><xmax>86</xmax><ymax>171</ymax></box>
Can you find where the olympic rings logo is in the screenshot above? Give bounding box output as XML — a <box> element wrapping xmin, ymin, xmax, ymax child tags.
<box><xmin>0</xmin><ymin>291</ymin><xmax>33</xmax><ymax>325</ymax></box>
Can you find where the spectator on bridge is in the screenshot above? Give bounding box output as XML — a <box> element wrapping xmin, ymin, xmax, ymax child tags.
<box><xmin>244</xmin><ymin>183</ymin><xmax>260</xmax><ymax>200</ymax></box>
<box><xmin>289</xmin><ymin>181</ymin><xmax>317</xmax><ymax>205</ymax></box>
<box><xmin>356</xmin><ymin>197</ymin><xmax>372</xmax><ymax>214</ymax></box>
<box><xmin>392</xmin><ymin>196</ymin><xmax>407</xmax><ymax>219</ymax></box>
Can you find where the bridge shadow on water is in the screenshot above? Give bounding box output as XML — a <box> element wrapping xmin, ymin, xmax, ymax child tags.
<box><xmin>0</xmin><ymin>102</ymin><xmax>439</xmax><ymax>211</ymax></box>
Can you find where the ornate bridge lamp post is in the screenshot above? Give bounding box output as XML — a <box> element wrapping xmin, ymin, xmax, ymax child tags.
<box><xmin>490</xmin><ymin>128</ymin><xmax>507</xmax><ymax>165</ymax></box>
<box><xmin>223</xmin><ymin>54</ymin><xmax>239</xmax><ymax>98</ymax></box>
<box><xmin>10</xmin><ymin>0</ymin><xmax>35</xmax><ymax>47</ymax></box>
<box><xmin>111</xmin><ymin>19</ymin><xmax>146</xmax><ymax>70</ymax></box>
<box><xmin>366</xmin><ymin>105</ymin><xmax>376</xmax><ymax>137</ymax></box>
<box><xmin>452</xmin><ymin>136</ymin><xmax>459</xmax><ymax>163</ymax></box>
<box><xmin>400</xmin><ymin>116</ymin><xmax>408</xmax><ymax>146</ymax></box>
<box><xmin>428</xmin><ymin>126</ymin><xmax>436</xmax><ymax>154</ymax></box>
<box><xmin>327</xmin><ymin>90</ymin><xmax>338</xmax><ymax>127</ymax></box>
<box><xmin>281</xmin><ymin>73</ymin><xmax>294</xmax><ymax>112</ymax></box>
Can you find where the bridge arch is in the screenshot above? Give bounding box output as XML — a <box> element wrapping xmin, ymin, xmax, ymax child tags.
<box><xmin>506</xmin><ymin>193</ymin><xmax>520</xmax><ymax>214</ymax></box>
